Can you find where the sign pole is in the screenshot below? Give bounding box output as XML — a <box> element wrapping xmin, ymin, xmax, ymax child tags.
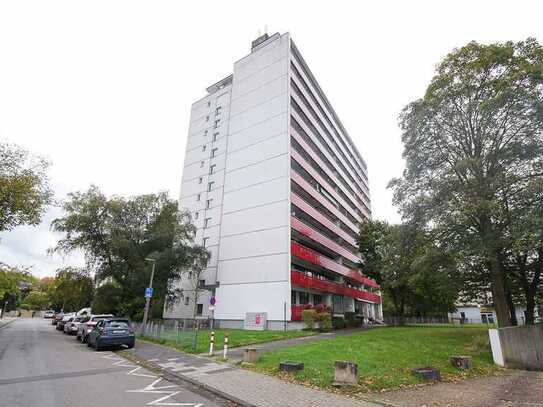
<box><xmin>141</xmin><ymin>259</ymin><xmax>156</xmax><ymax>335</ymax></box>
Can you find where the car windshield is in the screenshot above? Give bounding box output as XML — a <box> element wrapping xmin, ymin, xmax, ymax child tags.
<box><xmin>106</xmin><ymin>320</ymin><xmax>129</xmax><ymax>329</ymax></box>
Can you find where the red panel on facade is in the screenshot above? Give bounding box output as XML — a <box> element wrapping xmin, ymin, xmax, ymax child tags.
<box><xmin>291</xmin><ymin>270</ymin><xmax>381</xmax><ymax>304</ymax></box>
<box><xmin>290</xmin><ymin>241</ymin><xmax>379</xmax><ymax>289</ymax></box>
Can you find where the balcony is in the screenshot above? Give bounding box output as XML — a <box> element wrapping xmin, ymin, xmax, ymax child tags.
<box><xmin>291</xmin><ymin>304</ymin><xmax>305</xmax><ymax>321</ymax></box>
<box><xmin>291</xmin><ymin>241</ymin><xmax>379</xmax><ymax>289</ymax></box>
<box><xmin>291</xmin><ymin>270</ymin><xmax>381</xmax><ymax>304</ymax></box>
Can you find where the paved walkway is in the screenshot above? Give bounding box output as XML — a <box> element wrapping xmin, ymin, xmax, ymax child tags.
<box><xmin>379</xmin><ymin>370</ymin><xmax>543</xmax><ymax>407</ymax></box>
<box><xmin>206</xmin><ymin>327</ymin><xmax>373</xmax><ymax>362</ymax></box>
<box><xmin>0</xmin><ymin>317</ymin><xmax>16</xmax><ymax>329</ymax></box>
<box><xmin>124</xmin><ymin>340</ymin><xmax>382</xmax><ymax>407</ymax></box>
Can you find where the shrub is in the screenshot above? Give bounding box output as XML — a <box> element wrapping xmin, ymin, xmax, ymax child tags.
<box><xmin>317</xmin><ymin>313</ymin><xmax>332</xmax><ymax>331</ymax></box>
<box><xmin>332</xmin><ymin>316</ymin><xmax>346</xmax><ymax>330</ymax></box>
<box><xmin>302</xmin><ymin>309</ymin><xmax>318</xmax><ymax>330</ymax></box>
<box><xmin>344</xmin><ymin>312</ymin><xmax>360</xmax><ymax>328</ymax></box>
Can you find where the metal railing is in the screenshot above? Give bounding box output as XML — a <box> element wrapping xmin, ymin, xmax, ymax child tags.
<box><xmin>132</xmin><ymin>319</ymin><xmax>200</xmax><ymax>350</ymax></box>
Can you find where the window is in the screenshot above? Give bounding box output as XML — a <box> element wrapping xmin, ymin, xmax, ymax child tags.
<box><xmin>313</xmin><ymin>294</ymin><xmax>323</xmax><ymax>305</ymax></box>
<box><xmin>202</xmin><ymin>144</ymin><xmax>207</xmax><ymax>152</ymax></box>
<box><xmin>206</xmin><ymin>199</ymin><xmax>213</xmax><ymax>209</ymax></box>
<box><xmin>211</xmin><ymin>148</ymin><xmax>218</xmax><ymax>158</ymax></box>
<box><xmin>208</xmin><ymin>181</ymin><xmax>214</xmax><ymax>191</ymax></box>
<box><xmin>215</xmin><ymin>106</ymin><xmax>222</xmax><ymax>115</ymax></box>
<box><xmin>204</xmin><ymin>217</ymin><xmax>211</xmax><ymax>228</ymax></box>
<box><xmin>194</xmin><ymin>211</ymin><xmax>199</xmax><ymax>219</ymax></box>
<box><xmin>184</xmin><ymin>297</ymin><xmax>190</xmax><ymax>306</ymax></box>
<box><xmin>299</xmin><ymin>292</ymin><xmax>309</xmax><ymax>305</ymax></box>
<box><xmin>198</xmin><ymin>177</ymin><xmax>203</xmax><ymax>184</ymax></box>
<box><xmin>213</xmin><ymin>132</ymin><xmax>219</xmax><ymax>142</ymax></box>
<box><xmin>198</xmin><ymin>279</ymin><xmax>206</xmax><ymax>288</ymax></box>
<box><xmin>196</xmin><ymin>193</ymin><xmax>201</xmax><ymax>201</ymax></box>
<box><xmin>209</xmin><ymin>164</ymin><xmax>216</xmax><ymax>174</ymax></box>
<box><xmin>200</xmin><ymin>161</ymin><xmax>205</xmax><ymax>168</ymax></box>
<box><xmin>202</xmin><ymin>237</ymin><xmax>209</xmax><ymax>247</ymax></box>
<box><xmin>196</xmin><ymin>304</ymin><xmax>203</xmax><ymax>316</ymax></box>
<box><xmin>213</xmin><ymin>119</ymin><xmax>220</xmax><ymax>128</ymax></box>
<box><xmin>291</xmin><ymin>291</ymin><xmax>297</xmax><ymax>305</ymax></box>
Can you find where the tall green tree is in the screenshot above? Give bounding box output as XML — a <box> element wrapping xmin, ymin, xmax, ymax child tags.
<box><xmin>53</xmin><ymin>267</ymin><xmax>93</xmax><ymax>312</ymax></box>
<box><xmin>51</xmin><ymin>186</ymin><xmax>208</xmax><ymax>319</ymax></box>
<box><xmin>390</xmin><ymin>39</ymin><xmax>543</xmax><ymax>327</ymax></box>
<box><xmin>358</xmin><ymin>221</ymin><xmax>459</xmax><ymax>318</ymax></box>
<box><xmin>0</xmin><ymin>142</ymin><xmax>52</xmax><ymax>232</ymax></box>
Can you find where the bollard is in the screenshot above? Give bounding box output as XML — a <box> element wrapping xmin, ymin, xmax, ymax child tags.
<box><xmin>223</xmin><ymin>334</ymin><xmax>229</xmax><ymax>359</ymax></box>
<box><xmin>209</xmin><ymin>331</ymin><xmax>215</xmax><ymax>356</ymax></box>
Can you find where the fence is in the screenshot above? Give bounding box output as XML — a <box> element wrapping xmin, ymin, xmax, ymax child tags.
<box><xmin>384</xmin><ymin>315</ymin><xmax>452</xmax><ymax>326</ymax></box>
<box><xmin>132</xmin><ymin>319</ymin><xmax>201</xmax><ymax>351</ymax></box>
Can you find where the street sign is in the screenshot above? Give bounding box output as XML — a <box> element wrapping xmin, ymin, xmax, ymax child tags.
<box><xmin>145</xmin><ymin>287</ymin><xmax>153</xmax><ymax>298</ymax></box>
<box><xmin>210</xmin><ymin>297</ymin><xmax>216</xmax><ymax>306</ymax></box>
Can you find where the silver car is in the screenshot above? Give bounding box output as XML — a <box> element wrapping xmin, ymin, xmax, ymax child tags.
<box><xmin>64</xmin><ymin>316</ymin><xmax>85</xmax><ymax>335</ymax></box>
<box><xmin>77</xmin><ymin>314</ymin><xmax>114</xmax><ymax>343</ymax></box>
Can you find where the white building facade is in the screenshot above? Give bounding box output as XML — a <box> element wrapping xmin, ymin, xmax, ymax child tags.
<box><xmin>165</xmin><ymin>33</ymin><xmax>382</xmax><ymax>329</ymax></box>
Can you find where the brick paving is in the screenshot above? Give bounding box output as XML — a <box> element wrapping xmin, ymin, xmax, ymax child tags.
<box><xmin>125</xmin><ymin>340</ymin><xmax>381</xmax><ymax>407</ymax></box>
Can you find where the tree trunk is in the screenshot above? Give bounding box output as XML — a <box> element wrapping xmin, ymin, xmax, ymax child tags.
<box><xmin>505</xmin><ymin>285</ymin><xmax>518</xmax><ymax>326</ymax></box>
<box><xmin>488</xmin><ymin>252</ymin><xmax>512</xmax><ymax>328</ymax></box>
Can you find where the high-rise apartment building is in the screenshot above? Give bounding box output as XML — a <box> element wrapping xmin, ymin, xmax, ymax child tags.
<box><xmin>164</xmin><ymin>32</ymin><xmax>382</xmax><ymax>329</ymax></box>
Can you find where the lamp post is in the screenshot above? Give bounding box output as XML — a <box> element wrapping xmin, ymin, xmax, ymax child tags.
<box><xmin>141</xmin><ymin>258</ymin><xmax>156</xmax><ymax>335</ymax></box>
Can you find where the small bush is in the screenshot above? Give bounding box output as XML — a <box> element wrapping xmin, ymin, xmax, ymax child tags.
<box><xmin>317</xmin><ymin>313</ymin><xmax>332</xmax><ymax>331</ymax></box>
<box><xmin>302</xmin><ymin>309</ymin><xmax>318</xmax><ymax>330</ymax></box>
<box><xmin>332</xmin><ymin>316</ymin><xmax>346</xmax><ymax>330</ymax></box>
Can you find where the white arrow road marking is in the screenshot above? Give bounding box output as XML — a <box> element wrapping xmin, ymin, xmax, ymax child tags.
<box><xmin>127</xmin><ymin>378</ymin><xmax>178</xmax><ymax>394</ymax></box>
<box><xmin>127</xmin><ymin>366</ymin><xmax>158</xmax><ymax>379</ymax></box>
<box><xmin>147</xmin><ymin>391</ymin><xmax>203</xmax><ymax>406</ymax></box>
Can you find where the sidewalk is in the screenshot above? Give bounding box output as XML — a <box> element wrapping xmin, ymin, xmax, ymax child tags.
<box><xmin>123</xmin><ymin>339</ymin><xmax>383</xmax><ymax>407</ymax></box>
<box><xmin>0</xmin><ymin>317</ymin><xmax>16</xmax><ymax>330</ymax></box>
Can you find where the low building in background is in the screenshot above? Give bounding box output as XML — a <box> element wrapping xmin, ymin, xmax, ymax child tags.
<box><xmin>164</xmin><ymin>32</ymin><xmax>381</xmax><ymax>329</ymax></box>
<box><xmin>448</xmin><ymin>304</ymin><xmax>540</xmax><ymax>325</ymax></box>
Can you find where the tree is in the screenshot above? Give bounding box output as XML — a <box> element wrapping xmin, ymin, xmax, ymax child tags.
<box><xmin>390</xmin><ymin>39</ymin><xmax>543</xmax><ymax>327</ymax></box>
<box><xmin>51</xmin><ymin>186</ymin><xmax>209</xmax><ymax>319</ymax></box>
<box><xmin>0</xmin><ymin>142</ymin><xmax>52</xmax><ymax>232</ymax></box>
<box><xmin>357</xmin><ymin>220</ymin><xmax>459</xmax><ymax>318</ymax></box>
<box><xmin>21</xmin><ymin>291</ymin><xmax>50</xmax><ymax>310</ymax></box>
<box><xmin>54</xmin><ymin>267</ymin><xmax>93</xmax><ymax>312</ymax></box>
<box><xmin>0</xmin><ymin>263</ymin><xmax>36</xmax><ymax>313</ymax></box>
<box><xmin>92</xmin><ymin>282</ymin><xmax>123</xmax><ymax>315</ymax></box>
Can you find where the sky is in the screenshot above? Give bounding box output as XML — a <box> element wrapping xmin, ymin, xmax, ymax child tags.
<box><xmin>1</xmin><ymin>0</ymin><xmax>542</xmax><ymax>278</ymax></box>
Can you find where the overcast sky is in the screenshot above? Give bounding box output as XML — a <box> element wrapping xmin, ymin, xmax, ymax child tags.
<box><xmin>1</xmin><ymin>0</ymin><xmax>542</xmax><ymax>278</ymax></box>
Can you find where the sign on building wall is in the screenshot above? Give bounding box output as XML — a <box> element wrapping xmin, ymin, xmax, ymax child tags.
<box><xmin>244</xmin><ymin>312</ymin><xmax>267</xmax><ymax>330</ymax></box>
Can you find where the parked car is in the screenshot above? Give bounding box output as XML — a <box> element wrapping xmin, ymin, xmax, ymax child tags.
<box><xmin>87</xmin><ymin>318</ymin><xmax>135</xmax><ymax>351</ymax></box>
<box><xmin>64</xmin><ymin>316</ymin><xmax>85</xmax><ymax>335</ymax></box>
<box><xmin>56</xmin><ymin>313</ymin><xmax>75</xmax><ymax>331</ymax></box>
<box><xmin>52</xmin><ymin>312</ymin><xmax>63</xmax><ymax>325</ymax></box>
<box><xmin>43</xmin><ymin>310</ymin><xmax>55</xmax><ymax>319</ymax></box>
<box><xmin>77</xmin><ymin>314</ymin><xmax>114</xmax><ymax>343</ymax></box>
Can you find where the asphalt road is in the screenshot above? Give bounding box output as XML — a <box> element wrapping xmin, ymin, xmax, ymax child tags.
<box><xmin>0</xmin><ymin>318</ymin><xmax>235</xmax><ymax>407</ymax></box>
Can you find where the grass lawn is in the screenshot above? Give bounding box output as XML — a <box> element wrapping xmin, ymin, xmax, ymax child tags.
<box><xmin>251</xmin><ymin>325</ymin><xmax>502</xmax><ymax>392</ymax></box>
<box><xmin>141</xmin><ymin>328</ymin><xmax>316</xmax><ymax>354</ymax></box>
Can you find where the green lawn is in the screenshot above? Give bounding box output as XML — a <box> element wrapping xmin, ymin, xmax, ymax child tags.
<box><xmin>251</xmin><ymin>325</ymin><xmax>502</xmax><ymax>392</ymax></box>
<box><xmin>141</xmin><ymin>328</ymin><xmax>316</xmax><ymax>354</ymax></box>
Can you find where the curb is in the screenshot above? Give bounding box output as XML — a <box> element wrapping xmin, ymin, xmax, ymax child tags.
<box><xmin>118</xmin><ymin>350</ymin><xmax>257</xmax><ymax>407</ymax></box>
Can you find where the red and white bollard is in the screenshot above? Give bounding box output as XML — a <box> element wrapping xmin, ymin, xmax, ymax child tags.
<box><xmin>222</xmin><ymin>334</ymin><xmax>229</xmax><ymax>359</ymax></box>
<box><xmin>209</xmin><ymin>331</ymin><xmax>215</xmax><ymax>356</ymax></box>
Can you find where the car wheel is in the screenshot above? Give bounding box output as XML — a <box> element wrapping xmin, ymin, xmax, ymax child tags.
<box><xmin>87</xmin><ymin>339</ymin><xmax>92</xmax><ymax>347</ymax></box>
<box><xmin>126</xmin><ymin>343</ymin><xmax>134</xmax><ymax>349</ymax></box>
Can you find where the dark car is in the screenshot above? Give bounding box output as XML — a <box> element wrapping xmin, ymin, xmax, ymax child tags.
<box><xmin>87</xmin><ymin>318</ymin><xmax>135</xmax><ymax>351</ymax></box>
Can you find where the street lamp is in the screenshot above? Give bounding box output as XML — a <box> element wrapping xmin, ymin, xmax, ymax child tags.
<box><xmin>141</xmin><ymin>258</ymin><xmax>156</xmax><ymax>335</ymax></box>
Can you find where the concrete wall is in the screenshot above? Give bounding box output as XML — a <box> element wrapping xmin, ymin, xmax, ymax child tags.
<box><xmin>498</xmin><ymin>324</ymin><xmax>543</xmax><ymax>371</ymax></box>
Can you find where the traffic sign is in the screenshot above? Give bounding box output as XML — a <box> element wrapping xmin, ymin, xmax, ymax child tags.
<box><xmin>145</xmin><ymin>287</ymin><xmax>153</xmax><ymax>298</ymax></box>
<box><xmin>210</xmin><ymin>297</ymin><xmax>216</xmax><ymax>306</ymax></box>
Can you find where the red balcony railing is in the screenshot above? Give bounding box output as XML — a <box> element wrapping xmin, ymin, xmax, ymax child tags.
<box><xmin>291</xmin><ymin>270</ymin><xmax>381</xmax><ymax>304</ymax></box>
<box><xmin>291</xmin><ymin>241</ymin><xmax>379</xmax><ymax>289</ymax></box>
<box><xmin>291</xmin><ymin>304</ymin><xmax>305</xmax><ymax>321</ymax></box>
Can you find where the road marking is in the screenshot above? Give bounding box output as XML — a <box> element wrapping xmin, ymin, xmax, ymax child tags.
<box><xmin>127</xmin><ymin>378</ymin><xmax>178</xmax><ymax>394</ymax></box>
<box><xmin>127</xmin><ymin>366</ymin><xmax>158</xmax><ymax>379</ymax></box>
<box><xmin>147</xmin><ymin>391</ymin><xmax>203</xmax><ymax>406</ymax></box>
<box><xmin>0</xmin><ymin>367</ymin><xmax>124</xmax><ymax>386</ymax></box>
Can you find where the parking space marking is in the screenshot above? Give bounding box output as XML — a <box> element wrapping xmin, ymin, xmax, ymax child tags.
<box><xmin>147</xmin><ymin>391</ymin><xmax>203</xmax><ymax>406</ymax></box>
